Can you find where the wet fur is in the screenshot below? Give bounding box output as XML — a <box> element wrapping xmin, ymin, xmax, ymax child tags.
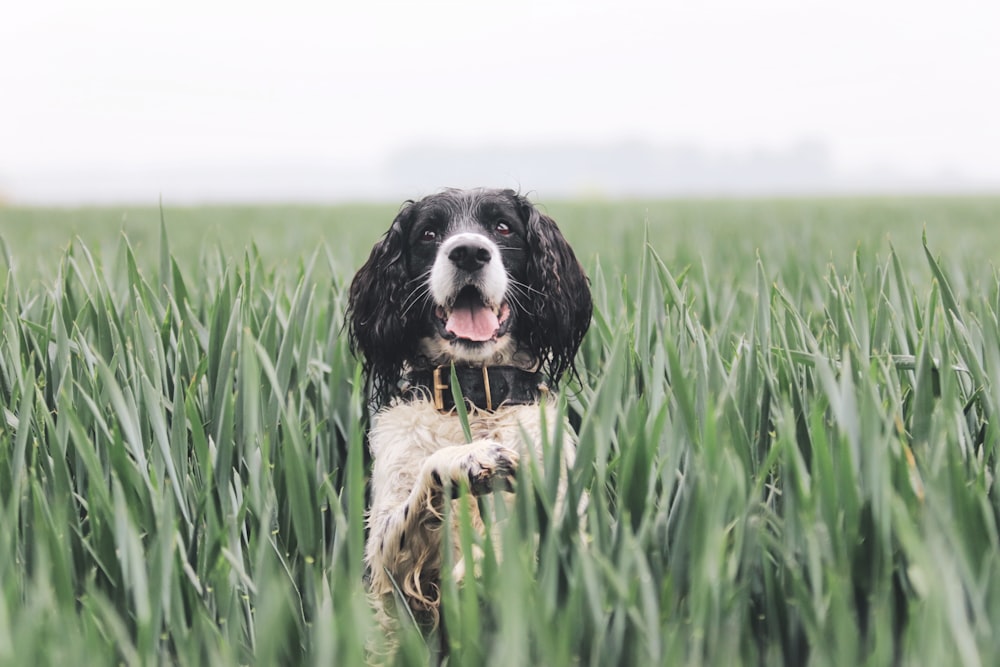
<box><xmin>347</xmin><ymin>188</ymin><xmax>591</xmax><ymax>645</ymax></box>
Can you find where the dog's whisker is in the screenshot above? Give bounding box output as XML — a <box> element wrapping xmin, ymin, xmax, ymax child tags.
<box><xmin>505</xmin><ymin>278</ymin><xmax>528</xmax><ymax>297</ymax></box>
<box><xmin>401</xmin><ymin>284</ymin><xmax>426</xmax><ymax>308</ymax></box>
<box><xmin>400</xmin><ymin>286</ymin><xmax>431</xmax><ymax>318</ymax></box>
<box><xmin>507</xmin><ymin>277</ymin><xmax>546</xmax><ymax>298</ymax></box>
<box><xmin>404</xmin><ymin>269</ymin><xmax>432</xmax><ymax>287</ymax></box>
<box><xmin>400</xmin><ymin>277</ymin><xmax>433</xmax><ymax>314</ymax></box>
<box><xmin>504</xmin><ymin>289</ymin><xmax>527</xmax><ymax>314</ymax></box>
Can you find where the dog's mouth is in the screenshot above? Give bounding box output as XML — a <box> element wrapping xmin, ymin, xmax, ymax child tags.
<box><xmin>435</xmin><ymin>286</ymin><xmax>512</xmax><ymax>343</ymax></box>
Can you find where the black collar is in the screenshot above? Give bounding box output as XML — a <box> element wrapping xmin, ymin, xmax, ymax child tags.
<box><xmin>400</xmin><ymin>365</ymin><xmax>547</xmax><ymax>412</ymax></box>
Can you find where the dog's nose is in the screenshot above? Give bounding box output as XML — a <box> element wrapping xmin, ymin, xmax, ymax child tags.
<box><xmin>448</xmin><ymin>243</ymin><xmax>492</xmax><ymax>272</ymax></box>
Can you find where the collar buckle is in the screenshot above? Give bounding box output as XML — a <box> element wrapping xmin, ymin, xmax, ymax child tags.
<box><xmin>481</xmin><ymin>366</ymin><xmax>493</xmax><ymax>411</ymax></box>
<box><xmin>430</xmin><ymin>365</ymin><xmax>494</xmax><ymax>412</ymax></box>
<box><xmin>432</xmin><ymin>366</ymin><xmax>449</xmax><ymax>412</ymax></box>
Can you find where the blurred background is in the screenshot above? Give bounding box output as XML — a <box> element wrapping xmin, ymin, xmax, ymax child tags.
<box><xmin>1</xmin><ymin>0</ymin><xmax>998</xmax><ymax>205</ymax></box>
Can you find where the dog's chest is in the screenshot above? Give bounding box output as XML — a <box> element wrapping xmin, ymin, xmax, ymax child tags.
<box><xmin>420</xmin><ymin>408</ymin><xmax>529</xmax><ymax>452</ymax></box>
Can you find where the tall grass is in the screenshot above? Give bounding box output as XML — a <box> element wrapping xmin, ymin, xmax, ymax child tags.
<box><xmin>2</xmin><ymin>205</ymin><xmax>1000</xmax><ymax>665</ymax></box>
<box><xmin>0</xmin><ymin>230</ymin><xmax>370</xmax><ymax>665</ymax></box>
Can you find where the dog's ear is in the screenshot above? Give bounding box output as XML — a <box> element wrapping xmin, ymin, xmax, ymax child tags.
<box><xmin>347</xmin><ymin>203</ymin><xmax>415</xmax><ymax>402</ymax></box>
<box><xmin>515</xmin><ymin>193</ymin><xmax>592</xmax><ymax>387</ymax></box>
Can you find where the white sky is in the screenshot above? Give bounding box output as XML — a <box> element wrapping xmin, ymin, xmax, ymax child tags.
<box><xmin>2</xmin><ymin>0</ymin><xmax>999</xmax><ymax>193</ymax></box>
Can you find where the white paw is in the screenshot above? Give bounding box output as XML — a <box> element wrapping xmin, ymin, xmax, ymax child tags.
<box><xmin>428</xmin><ymin>442</ymin><xmax>520</xmax><ymax>495</ymax></box>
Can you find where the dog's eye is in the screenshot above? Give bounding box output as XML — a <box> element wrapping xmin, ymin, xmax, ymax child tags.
<box><xmin>420</xmin><ymin>229</ymin><xmax>438</xmax><ymax>242</ymax></box>
<box><xmin>495</xmin><ymin>221</ymin><xmax>511</xmax><ymax>236</ymax></box>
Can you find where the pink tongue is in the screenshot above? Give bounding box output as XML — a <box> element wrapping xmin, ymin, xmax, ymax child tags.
<box><xmin>446</xmin><ymin>303</ymin><xmax>499</xmax><ymax>341</ymax></box>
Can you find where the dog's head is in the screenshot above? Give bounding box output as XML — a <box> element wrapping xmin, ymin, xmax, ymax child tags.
<box><xmin>348</xmin><ymin>188</ymin><xmax>592</xmax><ymax>404</ymax></box>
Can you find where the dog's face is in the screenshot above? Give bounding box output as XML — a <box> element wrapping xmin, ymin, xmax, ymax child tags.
<box><xmin>416</xmin><ymin>192</ymin><xmax>528</xmax><ymax>366</ymax></box>
<box><xmin>348</xmin><ymin>188</ymin><xmax>591</xmax><ymax>404</ymax></box>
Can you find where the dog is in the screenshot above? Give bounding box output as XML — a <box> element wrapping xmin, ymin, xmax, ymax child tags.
<box><xmin>347</xmin><ymin>188</ymin><xmax>592</xmax><ymax>640</ymax></box>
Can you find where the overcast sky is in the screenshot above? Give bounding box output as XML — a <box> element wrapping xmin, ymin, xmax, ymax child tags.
<box><xmin>1</xmin><ymin>0</ymin><xmax>998</xmax><ymax>201</ymax></box>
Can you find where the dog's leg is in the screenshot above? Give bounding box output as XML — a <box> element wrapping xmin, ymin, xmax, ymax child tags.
<box><xmin>366</xmin><ymin>440</ymin><xmax>518</xmax><ymax>624</ymax></box>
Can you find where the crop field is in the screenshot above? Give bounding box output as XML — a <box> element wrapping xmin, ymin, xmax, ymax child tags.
<box><xmin>2</xmin><ymin>195</ymin><xmax>1000</xmax><ymax>666</ymax></box>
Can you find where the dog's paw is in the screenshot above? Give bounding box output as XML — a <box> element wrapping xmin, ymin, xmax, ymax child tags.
<box><xmin>461</xmin><ymin>442</ymin><xmax>519</xmax><ymax>495</ymax></box>
<box><xmin>425</xmin><ymin>442</ymin><xmax>520</xmax><ymax>496</ymax></box>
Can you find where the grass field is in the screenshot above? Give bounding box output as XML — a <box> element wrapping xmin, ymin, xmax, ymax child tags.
<box><xmin>2</xmin><ymin>196</ymin><xmax>1000</xmax><ymax>665</ymax></box>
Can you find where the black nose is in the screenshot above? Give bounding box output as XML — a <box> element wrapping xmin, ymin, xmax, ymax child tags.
<box><xmin>448</xmin><ymin>243</ymin><xmax>492</xmax><ymax>272</ymax></box>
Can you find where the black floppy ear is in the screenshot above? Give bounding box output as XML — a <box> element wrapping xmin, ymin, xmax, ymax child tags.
<box><xmin>347</xmin><ymin>203</ymin><xmax>415</xmax><ymax>402</ymax></box>
<box><xmin>516</xmin><ymin>194</ymin><xmax>592</xmax><ymax>387</ymax></box>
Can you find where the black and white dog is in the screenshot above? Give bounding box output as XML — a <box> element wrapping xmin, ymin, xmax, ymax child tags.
<box><xmin>347</xmin><ymin>188</ymin><xmax>591</xmax><ymax>635</ymax></box>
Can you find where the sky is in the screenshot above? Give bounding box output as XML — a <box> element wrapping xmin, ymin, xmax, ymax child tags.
<box><xmin>1</xmin><ymin>0</ymin><xmax>998</xmax><ymax>202</ymax></box>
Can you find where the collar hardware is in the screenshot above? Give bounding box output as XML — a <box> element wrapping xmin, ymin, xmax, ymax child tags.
<box><xmin>408</xmin><ymin>365</ymin><xmax>543</xmax><ymax>413</ymax></box>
